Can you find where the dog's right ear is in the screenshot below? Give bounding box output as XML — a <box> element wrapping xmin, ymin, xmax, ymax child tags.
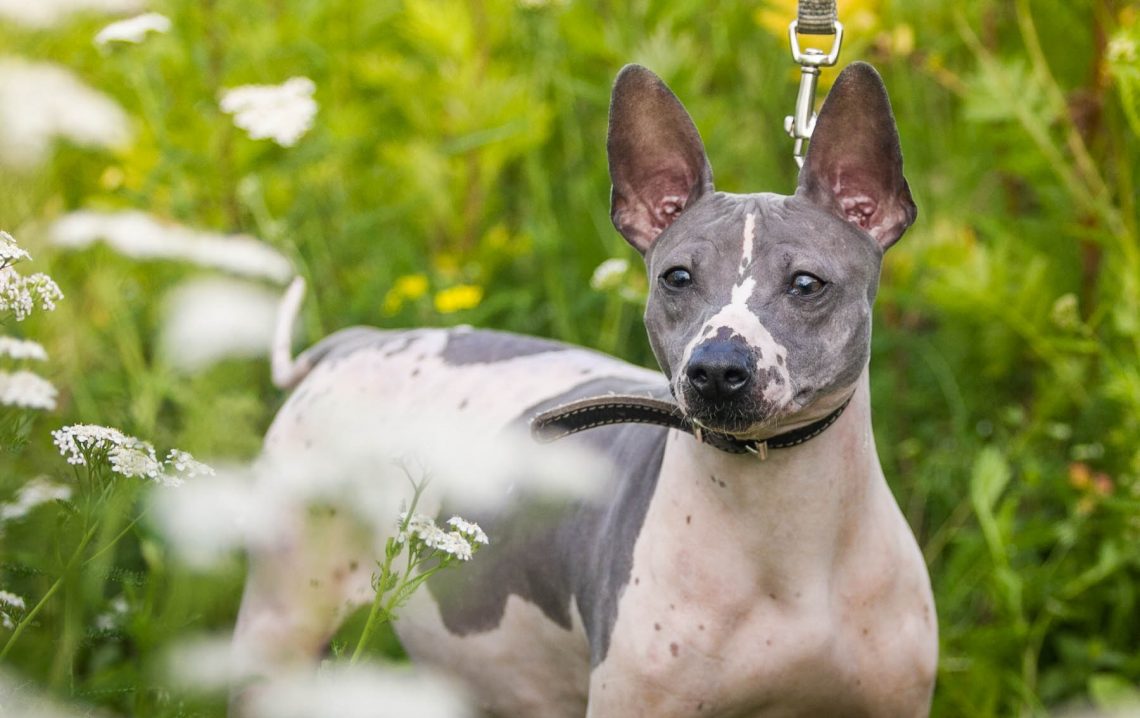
<box><xmin>607</xmin><ymin>65</ymin><xmax>714</xmax><ymax>255</ymax></box>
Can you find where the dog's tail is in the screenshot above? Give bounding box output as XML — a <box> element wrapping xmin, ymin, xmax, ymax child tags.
<box><xmin>271</xmin><ymin>276</ymin><xmax>314</xmax><ymax>390</ymax></box>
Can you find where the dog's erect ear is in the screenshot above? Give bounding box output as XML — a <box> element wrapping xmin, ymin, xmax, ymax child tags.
<box><xmin>797</xmin><ymin>62</ymin><xmax>917</xmax><ymax>250</ymax></box>
<box><xmin>607</xmin><ymin>65</ymin><xmax>713</xmax><ymax>254</ymax></box>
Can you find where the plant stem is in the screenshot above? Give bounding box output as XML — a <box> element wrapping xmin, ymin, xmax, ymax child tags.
<box><xmin>0</xmin><ymin>521</ymin><xmax>99</xmax><ymax>661</ymax></box>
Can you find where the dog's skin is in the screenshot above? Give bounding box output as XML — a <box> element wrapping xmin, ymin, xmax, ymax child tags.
<box><xmin>232</xmin><ymin>62</ymin><xmax>938</xmax><ymax>717</ymax></box>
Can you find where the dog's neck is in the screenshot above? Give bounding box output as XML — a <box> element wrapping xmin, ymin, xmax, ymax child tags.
<box><xmin>659</xmin><ymin>367</ymin><xmax>882</xmax><ymax>592</ymax></box>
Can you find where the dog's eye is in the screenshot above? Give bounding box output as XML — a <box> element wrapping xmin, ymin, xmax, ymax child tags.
<box><xmin>788</xmin><ymin>272</ymin><xmax>826</xmax><ymax>297</ymax></box>
<box><xmin>662</xmin><ymin>267</ymin><xmax>693</xmax><ymax>289</ymax></box>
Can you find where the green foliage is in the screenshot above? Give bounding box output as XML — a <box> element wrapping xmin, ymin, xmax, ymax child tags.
<box><xmin>0</xmin><ymin>0</ymin><xmax>1138</xmax><ymax>716</ymax></box>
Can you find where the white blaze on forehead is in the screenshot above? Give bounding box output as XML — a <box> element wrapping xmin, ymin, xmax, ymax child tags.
<box><xmin>740</xmin><ymin>212</ymin><xmax>756</xmax><ymax>276</ymax></box>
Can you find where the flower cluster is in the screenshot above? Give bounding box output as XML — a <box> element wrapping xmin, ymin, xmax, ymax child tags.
<box><xmin>0</xmin><ymin>231</ymin><xmax>63</xmax><ymax>320</ymax></box>
<box><xmin>219</xmin><ymin>77</ymin><xmax>317</xmax><ymax>147</ymax></box>
<box><xmin>395</xmin><ymin>512</ymin><xmax>488</xmax><ymax>562</ymax></box>
<box><xmin>51</xmin><ymin>424</ymin><xmax>214</xmax><ymax>486</ymax></box>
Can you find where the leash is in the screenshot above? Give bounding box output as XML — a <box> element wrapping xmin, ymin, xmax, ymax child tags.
<box><xmin>784</xmin><ymin>0</ymin><xmax>843</xmax><ymax>167</ymax></box>
<box><xmin>530</xmin><ymin>391</ymin><xmax>852</xmax><ymax>460</ymax></box>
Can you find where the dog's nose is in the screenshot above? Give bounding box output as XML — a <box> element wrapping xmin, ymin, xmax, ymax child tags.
<box><xmin>686</xmin><ymin>342</ymin><xmax>753</xmax><ymax>401</ymax></box>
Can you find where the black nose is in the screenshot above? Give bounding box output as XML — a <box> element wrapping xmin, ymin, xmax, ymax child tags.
<box><xmin>686</xmin><ymin>342</ymin><xmax>753</xmax><ymax>401</ymax></box>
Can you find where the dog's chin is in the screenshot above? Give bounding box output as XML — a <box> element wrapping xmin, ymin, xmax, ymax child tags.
<box><xmin>683</xmin><ymin>400</ymin><xmax>786</xmax><ymax>438</ymax></box>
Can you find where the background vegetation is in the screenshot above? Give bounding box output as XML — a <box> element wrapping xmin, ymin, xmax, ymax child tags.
<box><xmin>0</xmin><ymin>0</ymin><xmax>1138</xmax><ymax>715</ymax></box>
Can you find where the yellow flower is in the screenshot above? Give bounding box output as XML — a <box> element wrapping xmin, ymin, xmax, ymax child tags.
<box><xmin>382</xmin><ymin>273</ymin><xmax>429</xmax><ymax>315</ymax></box>
<box><xmin>754</xmin><ymin>0</ymin><xmax>880</xmax><ymax>44</ymax></box>
<box><xmin>434</xmin><ymin>284</ymin><xmax>483</xmax><ymax>314</ymax></box>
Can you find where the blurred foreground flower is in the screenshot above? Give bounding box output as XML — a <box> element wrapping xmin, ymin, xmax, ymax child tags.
<box><xmin>52</xmin><ymin>424</ymin><xmax>214</xmax><ymax>486</ymax></box>
<box><xmin>0</xmin><ymin>59</ymin><xmax>130</xmax><ymax>169</ymax></box>
<box><xmin>0</xmin><ymin>0</ymin><xmax>140</xmax><ymax>28</ymax></box>
<box><xmin>0</xmin><ymin>477</ymin><xmax>71</xmax><ymax>523</ymax></box>
<box><xmin>0</xmin><ymin>591</ymin><xmax>25</xmax><ymax>629</ymax></box>
<box><xmin>0</xmin><ymin>336</ymin><xmax>48</xmax><ymax>361</ymax></box>
<box><xmin>159</xmin><ymin>277</ymin><xmax>283</xmax><ymax>372</ymax></box>
<box><xmin>50</xmin><ymin>210</ymin><xmax>293</xmax><ymax>283</ymax></box>
<box><xmin>0</xmin><ymin>370</ymin><xmax>57</xmax><ymax>410</ymax></box>
<box><xmin>220</xmin><ymin>77</ymin><xmax>317</xmax><ymax>147</ymax></box>
<box><xmin>94</xmin><ymin>12</ymin><xmax>170</xmax><ymax>46</ymax></box>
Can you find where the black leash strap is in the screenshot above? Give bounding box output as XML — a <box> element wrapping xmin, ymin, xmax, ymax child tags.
<box><xmin>531</xmin><ymin>393</ymin><xmax>852</xmax><ymax>459</ymax></box>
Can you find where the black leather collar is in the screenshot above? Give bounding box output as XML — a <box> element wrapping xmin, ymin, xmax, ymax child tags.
<box><xmin>530</xmin><ymin>391</ymin><xmax>852</xmax><ymax>459</ymax></box>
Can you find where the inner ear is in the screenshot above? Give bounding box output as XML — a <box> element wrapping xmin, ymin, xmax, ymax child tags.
<box><xmin>797</xmin><ymin>62</ymin><xmax>917</xmax><ymax>249</ymax></box>
<box><xmin>607</xmin><ymin>65</ymin><xmax>713</xmax><ymax>255</ymax></box>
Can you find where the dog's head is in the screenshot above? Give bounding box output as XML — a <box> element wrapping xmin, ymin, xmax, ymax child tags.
<box><xmin>607</xmin><ymin>62</ymin><xmax>915</xmax><ymax>437</ymax></box>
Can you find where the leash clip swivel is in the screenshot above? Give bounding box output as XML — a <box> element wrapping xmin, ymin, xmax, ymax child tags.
<box><xmin>784</xmin><ymin>20</ymin><xmax>844</xmax><ymax>168</ymax></box>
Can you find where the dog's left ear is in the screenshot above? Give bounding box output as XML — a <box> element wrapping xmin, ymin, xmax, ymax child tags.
<box><xmin>797</xmin><ymin>62</ymin><xmax>917</xmax><ymax>250</ymax></box>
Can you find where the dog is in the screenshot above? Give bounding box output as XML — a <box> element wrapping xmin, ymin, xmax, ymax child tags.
<box><xmin>231</xmin><ymin>62</ymin><xmax>938</xmax><ymax>717</ymax></box>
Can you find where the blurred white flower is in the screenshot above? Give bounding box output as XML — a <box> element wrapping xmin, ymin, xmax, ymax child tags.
<box><xmin>94</xmin><ymin>12</ymin><xmax>170</xmax><ymax>46</ymax></box>
<box><xmin>0</xmin><ymin>336</ymin><xmax>49</xmax><ymax>362</ymax></box>
<box><xmin>152</xmin><ymin>404</ymin><xmax>610</xmax><ymax>568</ymax></box>
<box><xmin>0</xmin><ymin>0</ymin><xmax>141</xmax><ymax>28</ymax></box>
<box><xmin>0</xmin><ymin>590</ymin><xmax>25</xmax><ymax>611</ymax></box>
<box><xmin>50</xmin><ymin>210</ymin><xmax>293</xmax><ymax>284</ymax></box>
<box><xmin>0</xmin><ymin>477</ymin><xmax>72</xmax><ymax>522</ymax></box>
<box><xmin>0</xmin><ymin>590</ymin><xmax>25</xmax><ymax>629</ymax></box>
<box><xmin>589</xmin><ymin>257</ymin><xmax>630</xmax><ymax>291</ymax></box>
<box><xmin>93</xmin><ymin>595</ymin><xmax>129</xmax><ymax>631</ymax></box>
<box><xmin>164</xmin><ymin>633</ymin><xmax>262</xmax><ymax>692</ymax></box>
<box><xmin>158</xmin><ymin>277</ymin><xmax>282</xmax><ymax>372</ymax></box>
<box><xmin>220</xmin><ymin>77</ymin><xmax>317</xmax><ymax>147</ymax></box>
<box><xmin>0</xmin><ymin>370</ymin><xmax>57</xmax><ymax>410</ymax></box>
<box><xmin>149</xmin><ymin>468</ymin><xmax>286</xmax><ymax>568</ymax></box>
<box><xmin>245</xmin><ymin>664</ymin><xmax>472</xmax><ymax>718</ymax></box>
<box><xmin>0</xmin><ymin>59</ymin><xmax>130</xmax><ymax>169</ymax></box>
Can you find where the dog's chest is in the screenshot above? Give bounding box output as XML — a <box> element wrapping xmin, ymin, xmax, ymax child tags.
<box><xmin>585</xmin><ymin>435</ymin><xmax>935</xmax><ymax>717</ymax></box>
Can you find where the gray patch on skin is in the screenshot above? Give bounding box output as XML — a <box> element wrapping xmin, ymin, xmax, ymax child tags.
<box><xmin>439</xmin><ymin>329</ymin><xmax>571</xmax><ymax>366</ymax></box>
<box><xmin>295</xmin><ymin>326</ymin><xmax>409</xmax><ymax>366</ymax></box>
<box><xmin>426</xmin><ymin>376</ymin><xmax>668</xmax><ymax>667</ymax></box>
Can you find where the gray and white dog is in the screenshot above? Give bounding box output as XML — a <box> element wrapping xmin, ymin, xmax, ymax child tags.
<box><xmin>232</xmin><ymin>62</ymin><xmax>937</xmax><ymax>717</ymax></box>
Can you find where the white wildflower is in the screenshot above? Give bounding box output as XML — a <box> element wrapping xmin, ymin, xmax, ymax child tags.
<box><xmin>0</xmin><ymin>590</ymin><xmax>25</xmax><ymax>611</ymax></box>
<box><xmin>51</xmin><ymin>424</ymin><xmax>166</xmax><ymax>481</ymax></box>
<box><xmin>0</xmin><ymin>336</ymin><xmax>48</xmax><ymax>362</ymax></box>
<box><xmin>163</xmin><ymin>449</ymin><xmax>215</xmax><ymax>487</ymax></box>
<box><xmin>94</xmin><ymin>12</ymin><xmax>170</xmax><ymax>46</ymax></box>
<box><xmin>0</xmin><ymin>59</ymin><xmax>130</xmax><ymax>169</ymax></box>
<box><xmin>0</xmin><ymin>370</ymin><xmax>57</xmax><ymax>410</ymax></box>
<box><xmin>50</xmin><ymin>210</ymin><xmax>293</xmax><ymax>284</ymax></box>
<box><xmin>589</xmin><ymin>257</ymin><xmax>630</xmax><ymax>292</ymax></box>
<box><xmin>446</xmin><ymin>516</ymin><xmax>489</xmax><ymax>545</ymax></box>
<box><xmin>0</xmin><ymin>0</ymin><xmax>142</xmax><ymax>29</ymax></box>
<box><xmin>0</xmin><ymin>230</ymin><xmax>31</xmax><ymax>268</ymax></box>
<box><xmin>220</xmin><ymin>77</ymin><xmax>318</xmax><ymax>147</ymax></box>
<box><xmin>0</xmin><ymin>268</ymin><xmax>64</xmax><ymax>320</ymax></box>
<box><xmin>159</xmin><ymin>277</ymin><xmax>282</xmax><ymax>372</ymax></box>
<box><xmin>108</xmin><ymin>440</ymin><xmax>163</xmax><ymax>480</ymax></box>
<box><xmin>0</xmin><ymin>477</ymin><xmax>71</xmax><ymax>522</ymax></box>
